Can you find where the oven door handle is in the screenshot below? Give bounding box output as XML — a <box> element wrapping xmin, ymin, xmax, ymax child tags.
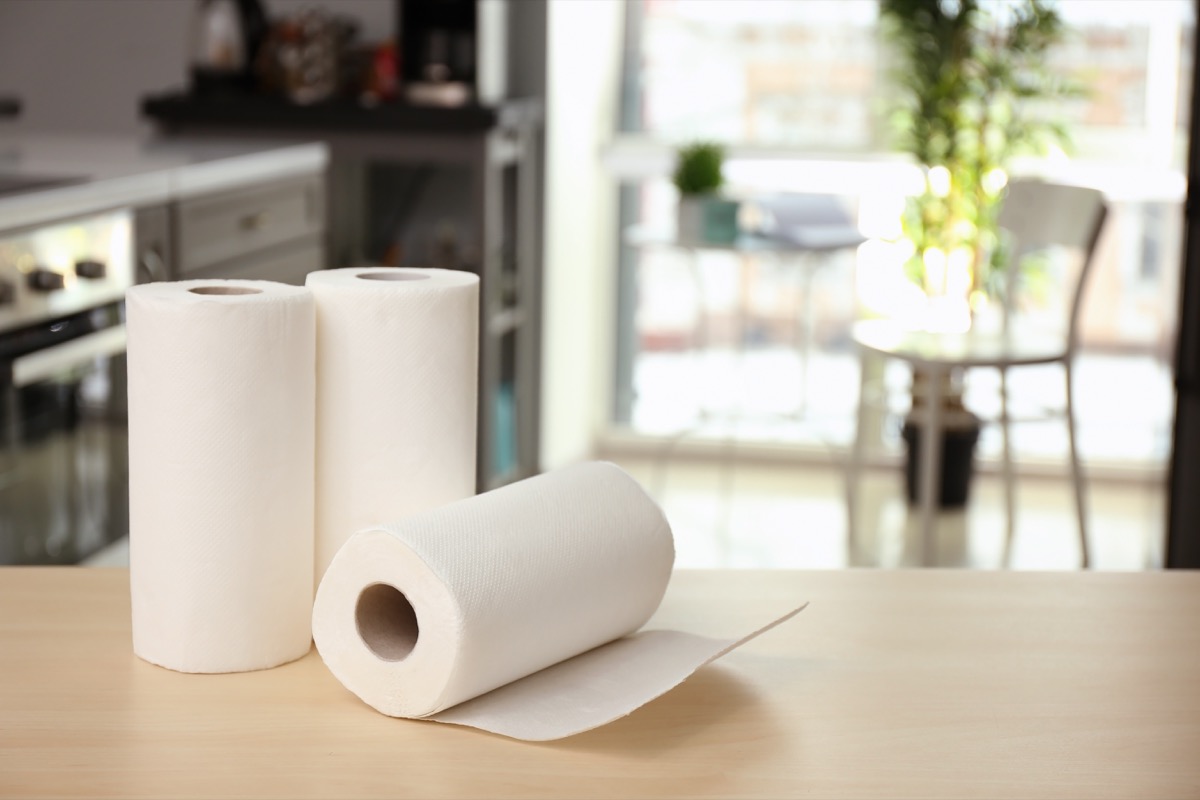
<box><xmin>12</xmin><ymin>325</ymin><xmax>127</xmax><ymax>388</ymax></box>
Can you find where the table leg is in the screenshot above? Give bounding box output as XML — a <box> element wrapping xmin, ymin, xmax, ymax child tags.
<box><xmin>653</xmin><ymin>246</ymin><xmax>705</xmax><ymax>499</ymax></box>
<box><xmin>715</xmin><ymin>253</ymin><xmax>754</xmax><ymax>533</ymax></box>
<box><xmin>918</xmin><ymin>365</ymin><xmax>943</xmax><ymax>566</ymax></box>
<box><xmin>798</xmin><ymin>254</ymin><xmax>817</xmax><ymax>419</ymax></box>
<box><xmin>1000</xmin><ymin>365</ymin><xmax>1016</xmax><ymax>566</ymax></box>
<box><xmin>846</xmin><ymin>348</ymin><xmax>872</xmax><ymax>563</ymax></box>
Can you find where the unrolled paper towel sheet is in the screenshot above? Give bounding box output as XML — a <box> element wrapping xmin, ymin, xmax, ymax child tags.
<box><xmin>313</xmin><ymin>461</ymin><xmax>804</xmax><ymax>740</ymax></box>
<box><xmin>127</xmin><ymin>279</ymin><xmax>315</xmax><ymax>673</ymax></box>
<box><xmin>307</xmin><ymin>267</ymin><xmax>479</xmax><ymax>586</ymax></box>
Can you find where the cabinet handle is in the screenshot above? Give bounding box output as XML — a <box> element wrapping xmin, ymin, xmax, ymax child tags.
<box><xmin>239</xmin><ymin>211</ymin><xmax>267</xmax><ymax>231</ymax></box>
<box><xmin>138</xmin><ymin>249</ymin><xmax>167</xmax><ymax>283</ymax></box>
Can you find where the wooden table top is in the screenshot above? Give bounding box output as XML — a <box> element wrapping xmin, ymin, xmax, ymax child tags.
<box><xmin>1</xmin><ymin>567</ymin><xmax>1198</xmax><ymax>799</ymax></box>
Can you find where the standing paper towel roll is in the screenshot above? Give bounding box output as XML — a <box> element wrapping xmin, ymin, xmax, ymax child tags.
<box><xmin>313</xmin><ymin>462</ymin><xmax>805</xmax><ymax>740</ymax></box>
<box><xmin>127</xmin><ymin>279</ymin><xmax>315</xmax><ymax>674</ymax></box>
<box><xmin>307</xmin><ymin>267</ymin><xmax>479</xmax><ymax>585</ymax></box>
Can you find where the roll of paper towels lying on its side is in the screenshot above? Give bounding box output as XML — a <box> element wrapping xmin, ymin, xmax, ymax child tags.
<box><xmin>307</xmin><ymin>267</ymin><xmax>479</xmax><ymax>586</ymax></box>
<box><xmin>127</xmin><ymin>280</ymin><xmax>315</xmax><ymax>674</ymax></box>
<box><xmin>313</xmin><ymin>461</ymin><xmax>805</xmax><ymax>741</ymax></box>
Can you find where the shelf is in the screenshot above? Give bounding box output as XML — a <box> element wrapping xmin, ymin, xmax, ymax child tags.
<box><xmin>143</xmin><ymin>92</ymin><xmax>505</xmax><ymax>134</ymax></box>
<box><xmin>625</xmin><ymin>224</ymin><xmax>866</xmax><ymax>255</ymax></box>
<box><xmin>143</xmin><ymin>89</ymin><xmax>544</xmax><ymax>493</ymax></box>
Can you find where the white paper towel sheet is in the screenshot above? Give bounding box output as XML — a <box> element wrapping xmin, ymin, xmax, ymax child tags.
<box><xmin>313</xmin><ymin>461</ymin><xmax>804</xmax><ymax>740</ymax></box>
<box><xmin>127</xmin><ymin>279</ymin><xmax>315</xmax><ymax>674</ymax></box>
<box><xmin>306</xmin><ymin>267</ymin><xmax>479</xmax><ymax>586</ymax></box>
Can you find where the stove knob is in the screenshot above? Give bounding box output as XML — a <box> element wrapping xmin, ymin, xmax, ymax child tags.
<box><xmin>75</xmin><ymin>259</ymin><xmax>106</xmax><ymax>279</ymax></box>
<box><xmin>27</xmin><ymin>268</ymin><xmax>65</xmax><ymax>292</ymax></box>
<box><xmin>0</xmin><ymin>279</ymin><xmax>14</xmax><ymax>305</ymax></box>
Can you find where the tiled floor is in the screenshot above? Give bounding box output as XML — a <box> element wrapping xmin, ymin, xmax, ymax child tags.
<box><xmin>622</xmin><ymin>340</ymin><xmax>1169</xmax><ymax>571</ymax></box>
<box><xmin>605</xmin><ymin>454</ymin><xmax>1165</xmax><ymax>571</ymax></box>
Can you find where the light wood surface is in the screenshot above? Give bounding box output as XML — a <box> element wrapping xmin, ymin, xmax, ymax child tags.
<box><xmin>2</xmin><ymin>568</ymin><xmax>1198</xmax><ymax>799</ymax></box>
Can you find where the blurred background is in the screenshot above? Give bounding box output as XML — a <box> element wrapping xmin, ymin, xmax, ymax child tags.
<box><xmin>1</xmin><ymin>0</ymin><xmax>1196</xmax><ymax>571</ymax></box>
<box><xmin>599</xmin><ymin>0</ymin><xmax>1192</xmax><ymax>571</ymax></box>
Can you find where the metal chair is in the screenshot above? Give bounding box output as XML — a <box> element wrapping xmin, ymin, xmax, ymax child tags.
<box><xmin>633</xmin><ymin>194</ymin><xmax>864</xmax><ymax>508</ymax></box>
<box><xmin>846</xmin><ymin>179</ymin><xmax>1108</xmax><ymax>567</ymax></box>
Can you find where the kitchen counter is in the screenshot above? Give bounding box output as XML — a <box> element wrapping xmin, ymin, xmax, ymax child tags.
<box><xmin>0</xmin><ymin>134</ymin><xmax>327</xmax><ymax>231</ymax></box>
<box><xmin>142</xmin><ymin>92</ymin><xmax>538</xmax><ymax>134</ymax></box>
<box><xmin>1</xmin><ymin>567</ymin><xmax>1198</xmax><ymax>799</ymax></box>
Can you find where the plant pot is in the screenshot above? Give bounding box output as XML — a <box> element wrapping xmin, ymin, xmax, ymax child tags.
<box><xmin>677</xmin><ymin>195</ymin><xmax>739</xmax><ymax>245</ymax></box>
<box><xmin>901</xmin><ymin>411</ymin><xmax>981</xmax><ymax>508</ymax></box>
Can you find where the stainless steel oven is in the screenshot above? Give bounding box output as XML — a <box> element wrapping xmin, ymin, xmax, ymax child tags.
<box><xmin>0</xmin><ymin>209</ymin><xmax>133</xmax><ymax>564</ymax></box>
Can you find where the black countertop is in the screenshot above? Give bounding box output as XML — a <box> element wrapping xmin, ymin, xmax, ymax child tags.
<box><xmin>142</xmin><ymin>92</ymin><xmax>541</xmax><ymax>134</ymax></box>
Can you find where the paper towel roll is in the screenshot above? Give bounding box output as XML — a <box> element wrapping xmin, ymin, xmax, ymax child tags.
<box><xmin>127</xmin><ymin>279</ymin><xmax>315</xmax><ymax>674</ymax></box>
<box><xmin>306</xmin><ymin>267</ymin><xmax>479</xmax><ymax>586</ymax></box>
<box><xmin>313</xmin><ymin>461</ymin><xmax>804</xmax><ymax>740</ymax></box>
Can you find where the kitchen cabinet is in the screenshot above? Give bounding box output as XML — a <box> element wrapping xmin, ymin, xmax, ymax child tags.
<box><xmin>0</xmin><ymin>137</ymin><xmax>328</xmax><ymax>566</ymax></box>
<box><xmin>135</xmin><ymin>174</ymin><xmax>326</xmax><ymax>287</ymax></box>
<box><xmin>144</xmin><ymin>96</ymin><xmax>542</xmax><ymax>491</ymax></box>
<box><xmin>174</xmin><ymin>174</ymin><xmax>324</xmax><ymax>284</ymax></box>
<box><xmin>134</xmin><ymin>205</ymin><xmax>170</xmax><ymax>284</ymax></box>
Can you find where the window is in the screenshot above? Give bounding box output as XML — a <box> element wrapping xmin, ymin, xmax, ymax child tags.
<box><xmin>611</xmin><ymin>0</ymin><xmax>1193</xmax><ymax>469</ymax></box>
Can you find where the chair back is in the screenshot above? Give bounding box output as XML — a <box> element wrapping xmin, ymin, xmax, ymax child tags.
<box><xmin>996</xmin><ymin>179</ymin><xmax>1107</xmax><ymax>352</ymax></box>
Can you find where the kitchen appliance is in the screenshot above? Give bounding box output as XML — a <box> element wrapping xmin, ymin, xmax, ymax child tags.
<box><xmin>189</xmin><ymin>0</ymin><xmax>267</xmax><ymax>96</ymax></box>
<box><xmin>396</xmin><ymin>0</ymin><xmax>507</xmax><ymax>106</ymax></box>
<box><xmin>0</xmin><ymin>209</ymin><xmax>135</xmax><ymax>565</ymax></box>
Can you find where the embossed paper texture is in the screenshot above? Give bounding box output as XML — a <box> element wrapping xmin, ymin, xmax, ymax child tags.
<box><xmin>307</xmin><ymin>267</ymin><xmax>479</xmax><ymax>587</ymax></box>
<box><xmin>313</xmin><ymin>462</ymin><xmax>804</xmax><ymax>740</ymax></box>
<box><xmin>127</xmin><ymin>279</ymin><xmax>315</xmax><ymax>674</ymax></box>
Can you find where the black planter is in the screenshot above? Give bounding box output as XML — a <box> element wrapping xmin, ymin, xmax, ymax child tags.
<box><xmin>901</xmin><ymin>417</ymin><xmax>981</xmax><ymax>508</ymax></box>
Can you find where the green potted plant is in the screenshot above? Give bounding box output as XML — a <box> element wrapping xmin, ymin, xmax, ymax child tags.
<box><xmin>673</xmin><ymin>142</ymin><xmax>739</xmax><ymax>244</ymax></box>
<box><xmin>880</xmin><ymin>0</ymin><xmax>1081</xmax><ymax>506</ymax></box>
<box><xmin>883</xmin><ymin>0</ymin><xmax>1080</xmax><ymax>316</ymax></box>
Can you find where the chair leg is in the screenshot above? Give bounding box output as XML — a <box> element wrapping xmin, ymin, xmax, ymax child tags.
<box><xmin>652</xmin><ymin>428</ymin><xmax>687</xmax><ymax>501</ymax></box>
<box><xmin>718</xmin><ymin>418</ymin><xmax>737</xmax><ymax>538</ymax></box>
<box><xmin>1064</xmin><ymin>362</ymin><xmax>1090</xmax><ymax>568</ymax></box>
<box><xmin>797</xmin><ymin>254</ymin><xmax>817</xmax><ymax>419</ymax></box>
<box><xmin>846</xmin><ymin>350</ymin><xmax>871</xmax><ymax>564</ymax></box>
<box><xmin>918</xmin><ymin>365</ymin><xmax>943</xmax><ymax>566</ymax></box>
<box><xmin>999</xmin><ymin>366</ymin><xmax>1016</xmax><ymax>566</ymax></box>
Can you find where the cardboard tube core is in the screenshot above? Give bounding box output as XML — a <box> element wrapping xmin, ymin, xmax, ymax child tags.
<box><xmin>357</xmin><ymin>272</ymin><xmax>430</xmax><ymax>282</ymax></box>
<box><xmin>356</xmin><ymin>583</ymin><xmax>419</xmax><ymax>661</ymax></box>
<box><xmin>188</xmin><ymin>286</ymin><xmax>262</xmax><ymax>296</ymax></box>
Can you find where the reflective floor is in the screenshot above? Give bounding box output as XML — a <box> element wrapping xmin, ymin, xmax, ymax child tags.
<box><xmin>85</xmin><ymin>454</ymin><xmax>1165</xmax><ymax>571</ymax></box>
<box><xmin>605</xmin><ymin>455</ymin><xmax>1164</xmax><ymax>571</ymax></box>
<box><xmin>631</xmin><ymin>347</ymin><xmax>1174</xmax><ymax>469</ymax></box>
